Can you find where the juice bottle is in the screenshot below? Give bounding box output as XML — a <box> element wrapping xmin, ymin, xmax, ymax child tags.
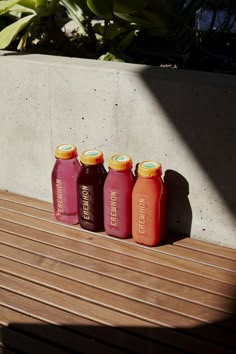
<box><xmin>51</xmin><ymin>144</ymin><xmax>81</xmax><ymax>224</ymax></box>
<box><xmin>78</xmin><ymin>149</ymin><xmax>107</xmax><ymax>231</ymax></box>
<box><xmin>104</xmin><ymin>155</ymin><xmax>135</xmax><ymax>238</ymax></box>
<box><xmin>132</xmin><ymin>161</ymin><xmax>166</xmax><ymax>246</ymax></box>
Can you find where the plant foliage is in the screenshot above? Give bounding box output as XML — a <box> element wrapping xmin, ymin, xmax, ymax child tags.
<box><xmin>0</xmin><ymin>1</ymin><xmax>235</xmax><ymax>72</ymax></box>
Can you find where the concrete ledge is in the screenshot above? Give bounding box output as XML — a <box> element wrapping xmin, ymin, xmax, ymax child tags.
<box><xmin>0</xmin><ymin>51</ymin><xmax>235</xmax><ymax>248</ymax></box>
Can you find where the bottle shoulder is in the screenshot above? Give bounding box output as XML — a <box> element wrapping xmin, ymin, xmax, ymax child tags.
<box><xmin>105</xmin><ymin>169</ymin><xmax>134</xmax><ymax>186</ymax></box>
<box><xmin>52</xmin><ymin>158</ymin><xmax>81</xmax><ymax>177</ymax></box>
<box><xmin>107</xmin><ymin>169</ymin><xmax>134</xmax><ymax>178</ymax></box>
<box><xmin>134</xmin><ymin>176</ymin><xmax>164</xmax><ymax>191</ymax></box>
<box><xmin>78</xmin><ymin>164</ymin><xmax>107</xmax><ymax>183</ymax></box>
<box><xmin>53</xmin><ymin>157</ymin><xmax>79</xmax><ymax>165</ymax></box>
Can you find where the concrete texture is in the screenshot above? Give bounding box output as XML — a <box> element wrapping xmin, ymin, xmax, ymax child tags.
<box><xmin>0</xmin><ymin>52</ymin><xmax>235</xmax><ymax>248</ymax></box>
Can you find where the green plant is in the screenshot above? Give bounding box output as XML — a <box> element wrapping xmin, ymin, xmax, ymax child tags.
<box><xmin>87</xmin><ymin>0</ymin><xmax>205</xmax><ymax>63</ymax></box>
<box><xmin>0</xmin><ymin>1</ymin><xmax>204</xmax><ymax>50</ymax></box>
<box><xmin>0</xmin><ymin>0</ymin><xmax>206</xmax><ymax>65</ymax></box>
<box><xmin>0</xmin><ymin>0</ymin><xmax>93</xmax><ymax>50</ymax></box>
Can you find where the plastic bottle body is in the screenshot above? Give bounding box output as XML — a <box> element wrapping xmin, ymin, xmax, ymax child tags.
<box><xmin>78</xmin><ymin>163</ymin><xmax>107</xmax><ymax>231</ymax></box>
<box><xmin>51</xmin><ymin>157</ymin><xmax>81</xmax><ymax>224</ymax></box>
<box><xmin>132</xmin><ymin>166</ymin><xmax>166</xmax><ymax>246</ymax></box>
<box><xmin>104</xmin><ymin>169</ymin><xmax>135</xmax><ymax>238</ymax></box>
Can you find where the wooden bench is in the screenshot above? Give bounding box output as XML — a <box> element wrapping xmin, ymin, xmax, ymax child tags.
<box><xmin>0</xmin><ymin>189</ymin><xmax>235</xmax><ymax>353</ymax></box>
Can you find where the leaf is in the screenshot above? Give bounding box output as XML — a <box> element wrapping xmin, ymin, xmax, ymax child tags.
<box><xmin>113</xmin><ymin>0</ymin><xmax>150</xmax><ymax>14</ymax></box>
<box><xmin>0</xmin><ymin>0</ymin><xmax>22</xmax><ymax>15</ymax></box>
<box><xmin>93</xmin><ymin>21</ymin><xmax>127</xmax><ymax>40</ymax></box>
<box><xmin>9</xmin><ymin>3</ymin><xmax>36</xmax><ymax>14</ymax></box>
<box><xmin>61</xmin><ymin>0</ymin><xmax>87</xmax><ymax>35</ymax></box>
<box><xmin>0</xmin><ymin>13</ymin><xmax>36</xmax><ymax>48</ymax></box>
<box><xmin>114</xmin><ymin>11</ymin><xmax>155</xmax><ymax>28</ymax></box>
<box><xmin>114</xmin><ymin>12</ymin><xmax>140</xmax><ymax>24</ymax></box>
<box><xmin>17</xmin><ymin>19</ymin><xmax>32</xmax><ymax>49</ymax></box>
<box><xmin>98</xmin><ymin>52</ymin><xmax>124</xmax><ymax>62</ymax></box>
<box><xmin>71</xmin><ymin>0</ymin><xmax>92</xmax><ymax>17</ymax></box>
<box><xmin>19</xmin><ymin>0</ymin><xmax>37</xmax><ymax>10</ymax></box>
<box><xmin>117</xmin><ymin>29</ymin><xmax>136</xmax><ymax>50</ymax></box>
<box><xmin>35</xmin><ymin>0</ymin><xmax>47</xmax><ymax>8</ymax></box>
<box><xmin>86</xmin><ymin>0</ymin><xmax>113</xmax><ymax>19</ymax></box>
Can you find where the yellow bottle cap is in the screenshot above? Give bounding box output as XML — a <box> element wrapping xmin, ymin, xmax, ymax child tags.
<box><xmin>80</xmin><ymin>149</ymin><xmax>104</xmax><ymax>165</ymax></box>
<box><xmin>138</xmin><ymin>161</ymin><xmax>162</xmax><ymax>177</ymax></box>
<box><xmin>55</xmin><ymin>144</ymin><xmax>78</xmax><ymax>159</ymax></box>
<box><xmin>109</xmin><ymin>154</ymin><xmax>132</xmax><ymax>171</ymax></box>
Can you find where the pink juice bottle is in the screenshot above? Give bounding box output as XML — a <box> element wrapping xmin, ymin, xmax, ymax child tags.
<box><xmin>104</xmin><ymin>155</ymin><xmax>135</xmax><ymax>238</ymax></box>
<box><xmin>51</xmin><ymin>144</ymin><xmax>81</xmax><ymax>224</ymax></box>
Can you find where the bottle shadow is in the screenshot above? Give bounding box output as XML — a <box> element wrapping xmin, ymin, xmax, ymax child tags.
<box><xmin>164</xmin><ymin>169</ymin><xmax>192</xmax><ymax>243</ymax></box>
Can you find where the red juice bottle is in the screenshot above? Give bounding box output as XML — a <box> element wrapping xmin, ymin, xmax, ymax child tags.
<box><xmin>104</xmin><ymin>155</ymin><xmax>135</xmax><ymax>238</ymax></box>
<box><xmin>78</xmin><ymin>149</ymin><xmax>107</xmax><ymax>232</ymax></box>
<box><xmin>51</xmin><ymin>144</ymin><xmax>81</xmax><ymax>224</ymax></box>
<box><xmin>132</xmin><ymin>161</ymin><xmax>166</xmax><ymax>246</ymax></box>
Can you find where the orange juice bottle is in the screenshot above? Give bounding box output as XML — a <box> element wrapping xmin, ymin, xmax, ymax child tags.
<box><xmin>132</xmin><ymin>161</ymin><xmax>166</xmax><ymax>246</ymax></box>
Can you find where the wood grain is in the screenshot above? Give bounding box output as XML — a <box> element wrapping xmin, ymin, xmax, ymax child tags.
<box><xmin>0</xmin><ymin>190</ymin><xmax>235</xmax><ymax>354</ymax></box>
<box><xmin>0</xmin><ymin>207</ymin><xmax>235</xmax><ymax>287</ymax></box>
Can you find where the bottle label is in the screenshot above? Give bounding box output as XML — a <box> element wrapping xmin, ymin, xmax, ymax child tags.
<box><xmin>58</xmin><ymin>145</ymin><xmax>73</xmax><ymax>151</ymax></box>
<box><xmin>56</xmin><ymin>179</ymin><xmax>64</xmax><ymax>213</ymax></box>
<box><xmin>84</xmin><ymin>150</ymin><xmax>100</xmax><ymax>157</ymax></box>
<box><xmin>108</xmin><ymin>189</ymin><xmax>120</xmax><ymax>228</ymax></box>
<box><xmin>113</xmin><ymin>155</ymin><xmax>130</xmax><ymax>162</ymax></box>
<box><xmin>142</xmin><ymin>161</ymin><xmax>158</xmax><ymax>169</ymax></box>
<box><xmin>80</xmin><ymin>185</ymin><xmax>90</xmax><ymax>220</ymax></box>
<box><xmin>137</xmin><ymin>195</ymin><xmax>148</xmax><ymax>234</ymax></box>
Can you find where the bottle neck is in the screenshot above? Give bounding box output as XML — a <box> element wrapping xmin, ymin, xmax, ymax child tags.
<box><xmin>56</xmin><ymin>157</ymin><xmax>78</xmax><ymax>162</ymax></box>
<box><xmin>109</xmin><ymin>168</ymin><xmax>131</xmax><ymax>173</ymax></box>
<box><xmin>82</xmin><ymin>163</ymin><xmax>104</xmax><ymax>168</ymax></box>
<box><xmin>138</xmin><ymin>175</ymin><xmax>161</xmax><ymax>181</ymax></box>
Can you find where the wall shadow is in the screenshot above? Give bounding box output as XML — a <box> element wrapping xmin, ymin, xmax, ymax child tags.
<box><xmin>1</xmin><ymin>311</ymin><xmax>236</xmax><ymax>354</ymax></box>
<box><xmin>139</xmin><ymin>67</ymin><xmax>236</xmax><ymax>224</ymax></box>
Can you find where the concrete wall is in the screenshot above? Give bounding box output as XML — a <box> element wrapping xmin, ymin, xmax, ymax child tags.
<box><xmin>0</xmin><ymin>52</ymin><xmax>235</xmax><ymax>248</ymax></box>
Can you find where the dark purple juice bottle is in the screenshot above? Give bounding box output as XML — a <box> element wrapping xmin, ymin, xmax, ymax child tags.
<box><xmin>51</xmin><ymin>144</ymin><xmax>81</xmax><ymax>224</ymax></box>
<box><xmin>78</xmin><ymin>149</ymin><xmax>107</xmax><ymax>231</ymax></box>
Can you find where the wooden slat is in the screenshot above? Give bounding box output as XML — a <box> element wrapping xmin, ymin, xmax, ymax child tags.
<box><xmin>0</xmin><ymin>306</ymin><xmax>127</xmax><ymax>354</ymax></box>
<box><xmin>0</xmin><ymin>346</ymin><xmax>16</xmax><ymax>354</ymax></box>
<box><xmin>1</xmin><ymin>190</ymin><xmax>236</xmax><ymax>257</ymax></box>
<box><xmin>0</xmin><ymin>288</ymin><xmax>234</xmax><ymax>354</ymax></box>
<box><xmin>0</xmin><ymin>252</ymin><xmax>231</xmax><ymax>326</ymax></box>
<box><xmin>0</xmin><ymin>289</ymin><xmax>181</xmax><ymax>354</ymax></box>
<box><xmin>0</xmin><ymin>190</ymin><xmax>52</xmax><ymax>212</ymax></box>
<box><xmin>0</xmin><ymin>271</ymin><xmax>157</xmax><ymax>328</ymax></box>
<box><xmin>0</xmin><ymin>276</ymin><xmax>204</xmax><ymax>353</ymax></box>
<box><xmin>1</xmin><ymin>326</ymin><xmax>70</xmax><ymax>354</ymax></box>
<box><xmin>1</xmin><ymin>189</ymin><xmax>235</xmax><ymax>261</ymax></box>
<box><xmin>173</xmin><ymin>237</ymin><xmax>236</xmax><ymax>260</ymax></box>
<box><xmin>0</xmin><ymin>207</ymin><xmax>235</xmax><ymax>288</ymax></box>
<box><xmin>0</xmin><ymin>190</ymin><xmax>235</xmax><ymax>354</ymax></box>
<box><xmin>0</xmin><ymin>241</ymin><xmax>233</xmax><ymax>320</ymax></box>
<box><xmin>153</xmin><ymin>243</ymin><xmax>236</xmax><ymax>271</ymax></box>
<box><xmin>0</xmin><ymin>258</ymin><xmax>205</xmax><ymax>328</ymax></box>
<box><xmin>0</xmin><ymin>231</ymin><xmax>235</xmax><ymax>314</ymax></box>
<box><xmin>0</xmin><ymin>199</ymin><xmax>55</xmax><ymax>220</ymax></box>
<box><xmin>0</xmin><ymin>219</ymin><xmax>235</xmax><ymax>300</ymax></box>
<box><xmin>0</xmin><ymin>243</ymin><xmax>234</xmax><ymax>352</ymax></box>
